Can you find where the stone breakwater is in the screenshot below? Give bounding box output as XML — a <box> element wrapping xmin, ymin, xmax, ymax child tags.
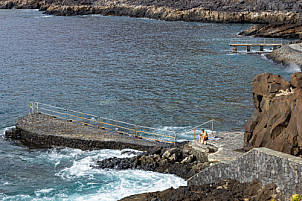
<box><xmin>5</xmin><ymin>114</ymin><xmax>171</xmax><ymax>151</ymax></box>
<box><xmin>188</xmin><ymin>147</ymin><xmax>302</xmax><ymax>200</ymax></box>
<box><xmin>267</xmin><ymin>43</ymin><xmax>302</xmax><ymax>67</ymax></box>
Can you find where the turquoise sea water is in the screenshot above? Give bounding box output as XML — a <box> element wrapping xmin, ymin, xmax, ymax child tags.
<box><xmin>0</xmin><ymin>9</ymin><xmax>299</xmax><ymax>200</ymax></box>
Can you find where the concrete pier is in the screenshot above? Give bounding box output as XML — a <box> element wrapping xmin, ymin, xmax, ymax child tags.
<box><xmin>7</xmin><ymin>114</ymin><xmax>171</xmax><ymax>151</ymax></box>
<box><xmin>229</xmin><ymin>39</ymin><xmax>283</xmax><ymax>53</ymax></box>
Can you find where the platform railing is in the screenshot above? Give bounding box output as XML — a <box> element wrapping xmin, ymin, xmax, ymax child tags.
<box><xmin>177</xmin><ymin>119</ymin><xmax>214</xmax><ymax>141</ymax></box>
<box><xmin>229</xmin><ymin>38</ymin><xmax>284</xmax><ymax>45</ymax></box>
<box><xmin>28</xmin><ymin>102</ymin><xmax>176</xmax><ymax>144</ymax></box>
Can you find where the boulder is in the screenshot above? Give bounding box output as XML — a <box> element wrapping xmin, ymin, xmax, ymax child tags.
<box><xmin>290</xmin><ymin>72</ymin><xmax>302</xmax><ymax>88</ymax></box>
<box><xmin>244</xmin><ymin>72</ymin><xmax>302</xmax><ymax>156</ymax></box>
<box><xmin>162</xmin><ymin>148</ymin><xmax>175</xmax><ymax>159</ymax></box>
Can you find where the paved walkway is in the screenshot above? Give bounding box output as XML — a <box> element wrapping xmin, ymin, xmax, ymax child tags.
<box><xmin>17</xmin><ymin>114</ymin><xmax>245</xmax><ymax>160</ymax></box>
<box><xmin>189</xmin><ymin>132</ymin><xmax>245</xmax><ymax>162</ymax></box>
<box><xmin>17</xmin><ymin>114</ymin><xmax>170</xmax><ymax>148</ymax></box>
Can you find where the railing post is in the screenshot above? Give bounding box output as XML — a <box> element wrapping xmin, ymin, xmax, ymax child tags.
<box><xmin>115</xmin><ymin>120</ymin><xmax>118</xmax><ymax>134</ymax></box>
<box><xmin>174</xmin><ymin>132</ymin><xmax>177</xmax><ymax>144</ymax></box>
<box><xmin>212</xmin><ymin>119</ymin><xmax>214</xmax><ymax>135</ymax></box>
<box><xmin>29</xmin><ymin>103</ymin><xmax>32</xmax><ymax>115</ymax></box>
<box><xmin>233</xmin><ymin>46</ymin><xmax>237</xmax><ymax>53</ymax></box>
<box><xmin>82</xmin><ymin>112</ymin><xmax>84</xmax><ymax>124</ymax></box>
<box><xmin>154</xmin><ymin>129</ymin><xmax>156</xmax><ymax>140</ymax></box>
<box><xmin>99</xmin><ymin>117</ymin><xmax>101</xmax><ymax>130</ymax></box>
<box><xmin>135</xmin><ymin>125</ymin><xmax>137</xmax><ymax>137</ymax></box>
<box><xmin>65</xmin><ymin>109</ymin><xmax>68</xmax><ymax>122</ymax></box>
<box><xmin>194</xmin><ymin>128</ymin><xmax>196</xmax><ymax>140</ymax></box>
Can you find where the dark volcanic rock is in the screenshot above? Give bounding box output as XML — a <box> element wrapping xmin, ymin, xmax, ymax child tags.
<box><xmin>119</xmin><ymin>179</ymin><xmax>281</xmax><ymax>201</ymax></box>
<box><xmin>2</xmin><ymin>0</ymin><xmax>302</xmax><ymax>37</ymax></box>
<box><xmin>239</xmin><ymin>23</ymin><xmax>302</xmax><ymax>38</ymax></box>
<box><xmin>96</xmin><ymin>146</ymin><xmax>210</xmax><ymax>179</ymax></box>
<box><xmin>244</xmin><ymin>72</ymin><xmax>302</xmax><ymax>156</ymax></box>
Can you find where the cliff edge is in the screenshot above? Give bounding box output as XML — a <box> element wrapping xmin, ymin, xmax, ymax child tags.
<box><xmin>244</xmin><ymin>72</ymin><xmax>302</xmax><ymax>156</ymax></box>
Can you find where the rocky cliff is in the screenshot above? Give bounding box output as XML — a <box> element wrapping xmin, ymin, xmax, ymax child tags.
<box><xmin>2</xmin><ymin>0</ymin><xmax>302</xmax><ymax>38</ymax></box>
<box><xmin>244</xmin><ymin>72</ymin><xmax>302</xmax><ymax>156</ymax></box>
<box><xmin>1</xmin><ymin>0</ymin><xmax>302</xmax><ymax>26</ymax></box>
<box><xmin>239</xmin><ymin>23</ymin><xmax>302</xmax><ymax>38</ymax></box>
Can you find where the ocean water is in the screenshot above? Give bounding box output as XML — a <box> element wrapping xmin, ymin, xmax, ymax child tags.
<box><xmin>0</xmin><ymin>9</ymin><xmax>299</xmax><ymax>200</ymax></box>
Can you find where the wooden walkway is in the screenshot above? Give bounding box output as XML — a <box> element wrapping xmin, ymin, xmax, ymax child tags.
<box><xmin>229</xmin><ymin>38</ymin><xmax>284</xmax><ymax>53</ymax></box>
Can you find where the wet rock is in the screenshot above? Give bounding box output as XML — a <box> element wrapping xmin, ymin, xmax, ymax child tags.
<box><xmin>5</xmin><ymin>128</ymin><xmax>20</xmax><ymax>139</ymax></box>
<box><xmin>96</xmin><ymin>144</ymin><xmax>212</xmax><ymax>179</ymax></box>
<box><xmin>121</xmin><ymin>150</ymin><xmax>142</xmax><ymax>156</ymax></box>
<box><xmin>180</xmin><ymin>155</ymin><xmax>195</xmax><ymax>164</ymax></box>
<box><xmin>119</xmin><ymin>179</ymin><xmax>282</xmax><ymax>201</ymax></box>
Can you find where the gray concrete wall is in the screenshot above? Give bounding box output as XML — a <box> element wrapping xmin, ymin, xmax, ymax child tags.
<box><xmin>188</xmin><ymin>147</ymin><xmax>302</xmax><ymax>199</ymax></box>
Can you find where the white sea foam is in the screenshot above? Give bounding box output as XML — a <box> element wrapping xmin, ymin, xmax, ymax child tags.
<box><xmin>65</xmin><ymin>170</ymin><xmax>186</xmax><ymax>201</ymax></box>
<box><xmin>154</xmin><ymin>125</ymin><xmax>217</xmax><ymax>142</ymax></box>
<box><xmin>54</xmin><ymin>148</ymin><xmax>143</xmax><ymax>180</ymax></box>
<box><xmin>35</xmin><ymin>188</ymin><xmax>55</xmax><ymax>197</ymax></box>
<box><xmin>1</xmin><ymin>126</ymin><xmax>15</xmax><ymax>138</ymax></box>
<box><xmin>286</xmin><ymin>62</ymin><xmax>302</xmax><ymax>73</ymax></box>
<box><xmin>50</xmin><ymin>148</ymin><xmax>186</xmax><ymax>201</ymax></box>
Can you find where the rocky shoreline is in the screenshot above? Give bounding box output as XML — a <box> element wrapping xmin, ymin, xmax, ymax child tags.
<box><xmin>96</xmin><ymin>143</ymin><xmax>216</xmax><ymax>179</ymax></box>
<box><xmin>120</xmin><ymin>179</ymin><xmax>281</xmax><ymax>201</ymax></box>
<box><xmin>1</xmin><ymin>0</ymin><xmax>302</xmax><ymax>38</ymax></box>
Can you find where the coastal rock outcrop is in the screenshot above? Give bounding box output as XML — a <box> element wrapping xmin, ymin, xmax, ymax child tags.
<box><xmin>96</xmin><ymin>145</ymin><xmax>215</xmax><ymax>179</ymax></box>
<box><xmin>2</xmin><ymin>0</ymin><xmax>302</xmax><ymax>38</ymax></box>
<box><xmin>120</xmin><ymin>179</ymin><xmax>281</xmax><ymax>201</ymax></box>
<box><xmin>267</xmin><ymin>43</ymin><xmax>302</xmax><ymax>68</ymax></box>
<box><xmin>239</xmin><ymin>23</ymin><xmax>302</xmax><ymax>38</ymax></box>
<box><xmin>1</xmin><ymin>0</ymin><xmax>302</xmax><ymax>27</ymax></box>
<box><xmin>244</xmin><ymin>72</ymin><xmax>302</xmax><ymax>156</ymax></box>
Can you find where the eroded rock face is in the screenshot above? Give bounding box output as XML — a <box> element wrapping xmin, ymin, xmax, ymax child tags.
<box><xmin>244</xmin><ymin>72</ymin><xmax>302</xmax><ymax>156</ymax></box>
<box><xmin>239</xmin><ymin>23</ymin><xmax>302</xmax><ymax>38</ymax></box>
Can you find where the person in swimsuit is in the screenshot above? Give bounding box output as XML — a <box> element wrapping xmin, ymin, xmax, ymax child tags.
<box><xmin>199</xmin><ymin>129</ymin><xmax>208</xmax><ymax>145</ymax></box>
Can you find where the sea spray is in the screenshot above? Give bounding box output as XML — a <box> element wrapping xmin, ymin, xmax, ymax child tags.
<box><xmin>0</xmin><ymin>134</ymin><xmax>186</xmax><ymax>201</ymax></box>
<box><xmin>286</xmin><ymin>62</ymin><xmax>302</xmax><ymax>73</ymax></box>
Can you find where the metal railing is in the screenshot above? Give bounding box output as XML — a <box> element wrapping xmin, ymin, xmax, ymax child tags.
<box><xmin>177</xmin><ymin>119</ymin><xmax>214</xmax><ymax>141</ymax></box>
<box><xmin>29</xmin><ymin>102</ymin><xmax>176</xmax><ymax>144</ymax></box>
<box><xmin>229</xmin><ymin>38</ymin><xmax>284</xmax><ymax>46</ymax></box>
